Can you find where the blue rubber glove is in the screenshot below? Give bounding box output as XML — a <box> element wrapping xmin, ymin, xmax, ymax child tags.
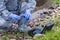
<box><xmin>23</xmin><ymin>10</ymin><xmax>31</xmax><ymax>20</ymax></box>
<box><xmin>33</xmin><ymin>29</ymin><xmax>42</xmax><ymax>34</ymax></box>
<box><xmin>9</xmin><ymin>13</ymin><xmax>20</xmax><ymax>21</ymax></box>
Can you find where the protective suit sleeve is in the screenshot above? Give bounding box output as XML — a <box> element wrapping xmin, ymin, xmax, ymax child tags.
<box><xmin>26</xmin><ymin>0</ymin><xmax>36</xmax><ymax>11</ymax></box>
<box><xmin>21</xmin><ymin>0</ymin><xmax>36</xmax><ymax>12</ymax></box>
<box><xmin>0</xmin><ymin>0</ymin><xmax>11</xmax><ymax>17</ymax></box>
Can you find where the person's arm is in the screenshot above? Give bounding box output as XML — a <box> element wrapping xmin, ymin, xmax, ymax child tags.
<box><xmin>26</xmin><ymin>0</ymin><xmax>36</xmax><ymax>11</ymax></box>
<box><xmin>20</xmin><ymin>0</ymin><xmax>36</xmax><ymax>20</ymax></box>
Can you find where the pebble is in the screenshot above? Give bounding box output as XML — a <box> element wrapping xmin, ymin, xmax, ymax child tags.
<box><xmin>10</xmin><ymin>39</ymin><xmax>16</xmax><ymax>40</ymax></box>
<box><xmin>33</xmin><ymin>34</ymin><xmax>45</xmax><ymax>40</ymax></box>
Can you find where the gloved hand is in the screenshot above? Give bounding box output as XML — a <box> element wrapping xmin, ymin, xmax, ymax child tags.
<box><xmin>28</xmin><ymin>29</ymin><xmax>42</xmax><ymax>37</ymax></box>
<box><xmin>9</xmin><ymin>13</ymin><xmax>20</xmax><ymax>21</ymax></box>
<box><xmin>23</xmin><ymin>10</ymin><xmax>31</xmax><ymax>20</ymax></box>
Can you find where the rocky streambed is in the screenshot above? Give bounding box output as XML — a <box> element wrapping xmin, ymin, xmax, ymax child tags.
<box><xmin>0</xmin><ymin>4</ymin><xmax>60</xmax><ymax>40</ymax></box>
<box><xmin>29</xmin><ymin>5</ymin><xmax>60</xmax><ymax>29</ymax></box>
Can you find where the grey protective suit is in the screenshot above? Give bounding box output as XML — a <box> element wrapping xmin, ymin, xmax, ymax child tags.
<box><xmin>0</xmin><ymin>0</ymin><xmax>36</xmax><ymax>30</ymax></box>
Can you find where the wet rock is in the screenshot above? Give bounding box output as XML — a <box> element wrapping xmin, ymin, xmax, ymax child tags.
<box><xmin>16</xmin><ymin>37</ymin><xmax>23</xmax><ymax>40</ymax></box>
<box><xmin>10</xmin><ymin>39</ymin><xmax>16</xmax><ymax>40</ymax></box>
<box><xmin>33</xmin><ymin>34</ymin><xmax>45</xmax><ymax>40</ymax></box>
<box><xmin>57</xmin><ymin>7</ymin><xmax>60</xmax><ymax>10</ymax></box>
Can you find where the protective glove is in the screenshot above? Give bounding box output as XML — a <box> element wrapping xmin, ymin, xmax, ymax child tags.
<box><xmin>9</xmin><ymin>13</ymin><xmax>20</xmax><ymax>21</ymax></box>
<box><xmin>33</xmin><ymin>29</ymin><xmax>42</xmax><ymax>34</ymax></box>
<box><xmin>23</xmin><ymin>10</ymin><xmax>31</xmax><ymax>20</ymax></box>
<box><xmin>28</xmin><ymin>29</ymin><xmax>42</xmax><ymax>37</ymax></box>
